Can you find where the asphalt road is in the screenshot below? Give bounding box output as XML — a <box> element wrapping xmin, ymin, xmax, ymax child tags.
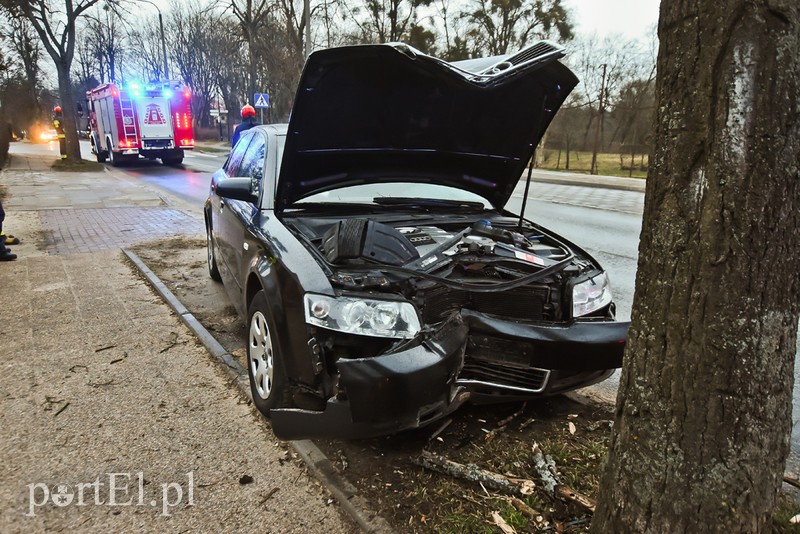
<box><xmin>15</xmin><ymin>139</ymin><xmax>800</xmax><ymax>474</ymax></box>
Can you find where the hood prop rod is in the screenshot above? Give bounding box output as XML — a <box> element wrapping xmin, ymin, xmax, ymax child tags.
<box><xmin>518</xmin><ymin>98</ymin><xmax>548</xmax><ymax>231</ymax></box>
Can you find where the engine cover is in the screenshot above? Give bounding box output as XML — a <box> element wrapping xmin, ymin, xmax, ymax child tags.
<box><xmin>322</xmin><ymin>219</ymin><xmax>420</xmax><ymax>265</ymax></box>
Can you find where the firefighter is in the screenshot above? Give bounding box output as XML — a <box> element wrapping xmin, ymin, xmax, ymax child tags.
<box><xmin>52</xmin><ymin>106</ymin><xmax>67</xmax><ymax>160</ymax></box>
<box><xmin>231</xmin><ymin>104</ymin><xmax>259</xmax><ymax>148</ymax></box>
<box><xmin>0</xmin><ymin>200</ymin><xmax>17</xmax><ymax>261</ymax></box>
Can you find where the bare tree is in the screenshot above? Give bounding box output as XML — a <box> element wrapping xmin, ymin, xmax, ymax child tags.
<box><xmin>350</xmin><ymin>0</ymin><xmax>432</xmax><ymax>43</ymax></box>
<box><xmin>465</xmin><ymin>0</ymin><xmax>572</xmax><ymax>56</ymax></box>
<box><xmin>0</xmin><ymin>0</ymin><xmax>104</xmax><ymax>160</ymax></box>
<box><xmin>6</xmin><ymin>16</ymin><xmax>40</xmax><ymax>91</ymax></box>
<box><xmin>83</xmin><ymin>2</ymin><xmax>125</xmax><ymax>83</ymax></box>
<box><xmin>592</xmin><ymin>1</ymin><xmax>799</xmax><ymax>531</ymax></box>
<box><xmin>166</xmin><ymin>5</ymin><xmax>218</xmax><ymax>127</ymax></box>
<box><xmin>228</xmin><ymin>0</ymin><xmax>273</xmax><ymax>105</ymax></box>
<box><xmin>207</xmin><ymin>16</ymin><xmax>247</xmax><ymax>137</ymax></box>
<box><xmin>126</xmin><ymin>16</ymin><xmax>165</xmax><ymax>81</ymax></box>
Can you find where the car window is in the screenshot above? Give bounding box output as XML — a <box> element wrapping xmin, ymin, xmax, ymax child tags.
<box><xmin>239</xmin><ymin>134</ymin><xmax>266</xmax><ymax>197</ymax></box>
<box><xmin>224</xmin><ymin>132</ymin><xmax>253</xmax><ymax>177</ymax></box>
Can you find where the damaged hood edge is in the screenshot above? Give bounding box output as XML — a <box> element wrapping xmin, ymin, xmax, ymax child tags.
<box><xmin>277</xmin><ymin>42</ymin><xmax>579</xmax><ymax>212</ymax></box>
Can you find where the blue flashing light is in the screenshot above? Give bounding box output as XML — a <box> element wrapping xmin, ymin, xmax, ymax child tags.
<box><xmin>127</xmin><ymin>81</ymin><xmax>143</xmax><ymax>99</ymax></box>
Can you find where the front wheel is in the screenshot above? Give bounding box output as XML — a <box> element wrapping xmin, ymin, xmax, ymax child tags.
<box><xmin>247</xmin><ymin>290</ymin><xmax>288</xmax><ymax>416</ymax></box>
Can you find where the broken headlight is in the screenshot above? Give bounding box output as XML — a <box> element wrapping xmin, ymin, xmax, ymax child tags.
<box><xmin>572</xmin><ymin>272</ymin><xmax>613</xmax><ymax>317</ymax></box>
<box><xmin>304</xmin><ymin>294</ymin><xmax>421</xmax><ymax>339</ymax></box>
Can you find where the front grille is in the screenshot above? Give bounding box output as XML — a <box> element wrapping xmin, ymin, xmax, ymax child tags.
<box><xmin>457</xmin><ymin>335</ymin><xmax>550</xmax><ymax>393</ymax></box>
<box><xmin>421</xmin><ymin>285</ymin><xmax>550</xmax><ymax>323</ymax></box>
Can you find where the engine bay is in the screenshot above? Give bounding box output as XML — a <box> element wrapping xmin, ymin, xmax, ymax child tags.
<box><xmin>287</xmin><ymin>215</ymin><xmax>597</xmax><ymax>294</ymax></box>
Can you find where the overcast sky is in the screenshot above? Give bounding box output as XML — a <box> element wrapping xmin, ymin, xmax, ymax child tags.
<box><xmin>564</xmin><ymin>0</ymin><xmax>660</xmax><ymax>41</ymax></box>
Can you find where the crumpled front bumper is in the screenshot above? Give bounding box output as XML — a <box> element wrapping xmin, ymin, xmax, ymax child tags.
<box><xmin>270</xmin><ymin>315</ymin><xmax>469</xmax><ymax>440</ymax></box>
<box><xmin>270</xmin><ymin>311</ymin><xmax>629</xmax><ymax>440</ymax></box>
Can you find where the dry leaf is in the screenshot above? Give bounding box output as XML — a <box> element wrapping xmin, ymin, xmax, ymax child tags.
<box><xmin>790</xmin><ymin>514</ymin><xmax>800</xmax><ymax>525</ymax></box>
<box><xmin>568</xmin><ymin>422</ymin><xmax>576</xmax><ymax>435</ymax></box>
<box><xmin>491</xmin><ymin>511</ymin><xmax>517</xmax><ymax>534</ymax></box>
<box><xmin>519</xmin><ymin>479</ymin><xmax>535</xmax><ymax>495</ymax></box>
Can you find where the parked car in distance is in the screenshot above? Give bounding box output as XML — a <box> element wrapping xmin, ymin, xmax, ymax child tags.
<box><xmin>205</xmin><ymin>42</ymin><xmax>630</xmax><ymax>440</ymax></box>
<box><xmin>39</xmin><ymin>129</ymin><xmax>58</xmax><ymax>142</ymax></box>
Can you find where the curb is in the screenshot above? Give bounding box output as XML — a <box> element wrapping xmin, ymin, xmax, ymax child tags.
<box><xmin>122</xmin><ymin>248</ymin><xmax>394</xmax><ymax>534</ymax></box>
<box><xmin>531</xmin><ymin>175</ymin><xmax>647</xmax><ymax>193</ymax></box>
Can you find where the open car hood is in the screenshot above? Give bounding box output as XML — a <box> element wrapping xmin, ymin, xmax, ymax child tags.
<box><xmin>277</xmin><ymin>42</ymin><xmax>578</xmax><ymax>212</ymax></box>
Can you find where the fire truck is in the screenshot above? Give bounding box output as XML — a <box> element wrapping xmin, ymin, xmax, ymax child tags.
<box><xmin>86</xmin><ymin>80</ymin><xmax>194</xmax><ymax>166</ymax></box>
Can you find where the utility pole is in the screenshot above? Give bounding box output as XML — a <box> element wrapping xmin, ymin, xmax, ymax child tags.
<box><xmin>304</xmin><ymin>0</ymin><xmax>311</xmax><ymax>58</ymax></box>
<box><xmin>590</xmin><ymin>63</ymin><xmax>607</xmax><ymax>175</ymax></box>
<box><xmin>140</xmin><ymin>0</ymin><xmax>169</xmax><ymax>80</ymax></box>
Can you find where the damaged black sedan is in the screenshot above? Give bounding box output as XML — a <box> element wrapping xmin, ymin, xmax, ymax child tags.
<box><xmin>205</xmin><ymin>42</ymin><xmax>629</xmax><ymax>440</ymax></box>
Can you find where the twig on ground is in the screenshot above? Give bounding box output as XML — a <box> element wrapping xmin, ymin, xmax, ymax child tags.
<box><xmin>486</xmin><ymin>402</ymin><xmax>527</xmax><ymax>442</ymax></box>
<box><xmin>490</xmin><ymin>510</ymin><xmax>517</xmax><ymax>533</ymax></box>
<box><xmin>260</xmin><ymin>487</ymin><xmax>279</xmax><ymax>504</ymax></box>
<box><xmin>54</xmin><ymin>402</ymin><xmax>70</xmax><ymax>417</ymax></box>
<box><xmin>415</xmin><ymin>450</ymin><xmax>535</xmax><ymax>496</ymax></box>
<box><xmin>504</xmin><ymin>496</ymin><xmax>550</xmax><ymax>530</ymax></box>
<box><xmin>555</xmin><ymin>485</ymin><xmax>596</xmax><ymax>513</ymax></box>
<box><xmin>428</xmin><ymin>418</ymin><xmax>452</xmax><ymax>442</ymax></box>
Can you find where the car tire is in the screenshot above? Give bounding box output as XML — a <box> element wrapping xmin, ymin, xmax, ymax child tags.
<box><xmin>206</xmin><ymin>228</ymin><xmax>222</xmax><ymax>282</ymax></box>
<box><xmin>247</xmin><ymin>290</ymin><xmax>288</xmax><ymax>417</ymax></box>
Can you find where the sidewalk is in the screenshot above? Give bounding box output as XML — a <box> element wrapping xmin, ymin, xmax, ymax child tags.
<box><xmin>0</xmin><ymin>154</ymin><xmax>356</xmax><ymax>532</ymax></box>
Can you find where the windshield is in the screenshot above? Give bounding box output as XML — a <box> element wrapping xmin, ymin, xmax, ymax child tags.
<box><xmin>295</xmin><ymin>183</ymin><xmax>493</xmax><ymax>208</ymax></box>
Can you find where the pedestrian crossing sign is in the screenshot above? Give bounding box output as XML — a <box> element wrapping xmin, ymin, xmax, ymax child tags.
<box><xmin>254</xmin><ymin>93</ymin><xmax>269</xmax><ymax>108</ymax></box>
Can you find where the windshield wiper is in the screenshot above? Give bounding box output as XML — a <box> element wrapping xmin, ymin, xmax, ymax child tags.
<box><xmin>372</xmin><ymin>197</ymin><xmax>487</xmax><ymax>210</ymax></box>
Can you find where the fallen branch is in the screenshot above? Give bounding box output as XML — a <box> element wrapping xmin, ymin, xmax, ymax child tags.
<box><xmin>505</xmin><ymin>496</ymin><xmax>549</xmax><ymax>529</ymax></box>
<box><xmin>531</xmin><ymin>442</ymin><xmax>558</xmax><ymax>494</ymax></box>
<box><xmin>783</xmin><ymin>475</ymin><xmax>800</xmax><ymax>490</ymax></box>
<box><xmin>532</xmin><ymin>442</ymin><xmax>596</xmax><ymax>513</ymax></box>
<box><xmin>555</xmin><ymin>484</ymin><xmax>596</xmax><ymax>513</ymax></box>
<box><xmin>415</xmin><ymin>450</ymin><xmax>535</xmax><ymax>496</ymax></box>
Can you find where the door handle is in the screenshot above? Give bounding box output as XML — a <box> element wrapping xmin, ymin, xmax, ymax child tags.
<box><xmin>219</xmin><ymin>199</ymin><xmax>226</xmax><ymax>211</ymax></box>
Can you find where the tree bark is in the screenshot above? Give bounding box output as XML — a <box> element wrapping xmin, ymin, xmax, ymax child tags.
<box><xmin>592</xmin><ymin>1</ymin><xmax>799</xmax><ymax>533</ymax></box>
<box><xmin>55</xmin><ymin>63</ymin><xmax>81</xmax><ymax>161</ymax></box>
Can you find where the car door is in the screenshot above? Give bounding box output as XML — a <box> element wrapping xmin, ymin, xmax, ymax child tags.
<box><xmin>223</xmin><ymin>130</ymin><xmax>268</xmax><ymax>297</ymax></box>
<box><xmin>212</xmin><ymin>132</ymin><xmax>253</xmax><ymax>291</ymax></box>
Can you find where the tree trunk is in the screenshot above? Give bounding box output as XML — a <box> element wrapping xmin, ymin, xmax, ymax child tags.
<box><xmin>56</xmin><ymin>64</ymin><xmax>82</xmax><ymax>161</ymax></box>
<box><xmin>591</xmin><ymin>2</ymin><xmax>799</xmax><ymax>533</ymax></box>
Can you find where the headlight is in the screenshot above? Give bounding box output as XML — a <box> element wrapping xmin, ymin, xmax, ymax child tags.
<box><xmin>572</xmin><ymin>272</ymin><xmax>613</xmax><ymax>317</ymax></box>
<box><xmin>303</xmin><ymin>294</ymin><xmax>421</xmax><ymax>339</ymax></box>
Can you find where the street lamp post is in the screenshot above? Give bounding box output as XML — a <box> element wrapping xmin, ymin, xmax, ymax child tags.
<box><xmin>140</xmin><ymin>0</ymin><xmax>170</xmax><ymax>80</ymax></box>
<box><xmin>304</xmin><ymin>0</ymin><xmax>311</xmax><ymax>58</ymax></box>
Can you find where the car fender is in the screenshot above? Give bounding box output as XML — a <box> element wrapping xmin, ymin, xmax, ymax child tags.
<box><xmin>248</xmin><ymin>253</ymin><xmax>319</xmax><ymax>385</ymax></box>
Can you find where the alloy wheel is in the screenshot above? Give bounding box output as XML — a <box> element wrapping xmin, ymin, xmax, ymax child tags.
<box><xmin>249</xmin><ymin>311</ymin><xmax>274</xmax><ymax>400</ymax></box>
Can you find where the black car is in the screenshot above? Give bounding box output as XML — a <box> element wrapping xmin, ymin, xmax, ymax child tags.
<box><xmin>205</xmin><ymin>42</ymin><xmax>629</xmax><ymax>440</ymax></box>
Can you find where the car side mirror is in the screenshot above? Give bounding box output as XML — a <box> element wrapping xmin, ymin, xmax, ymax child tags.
<box><xmin>214</xmin><ymin>177</ymin><xmax>258</xmax><ymax>204</ymax></box>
